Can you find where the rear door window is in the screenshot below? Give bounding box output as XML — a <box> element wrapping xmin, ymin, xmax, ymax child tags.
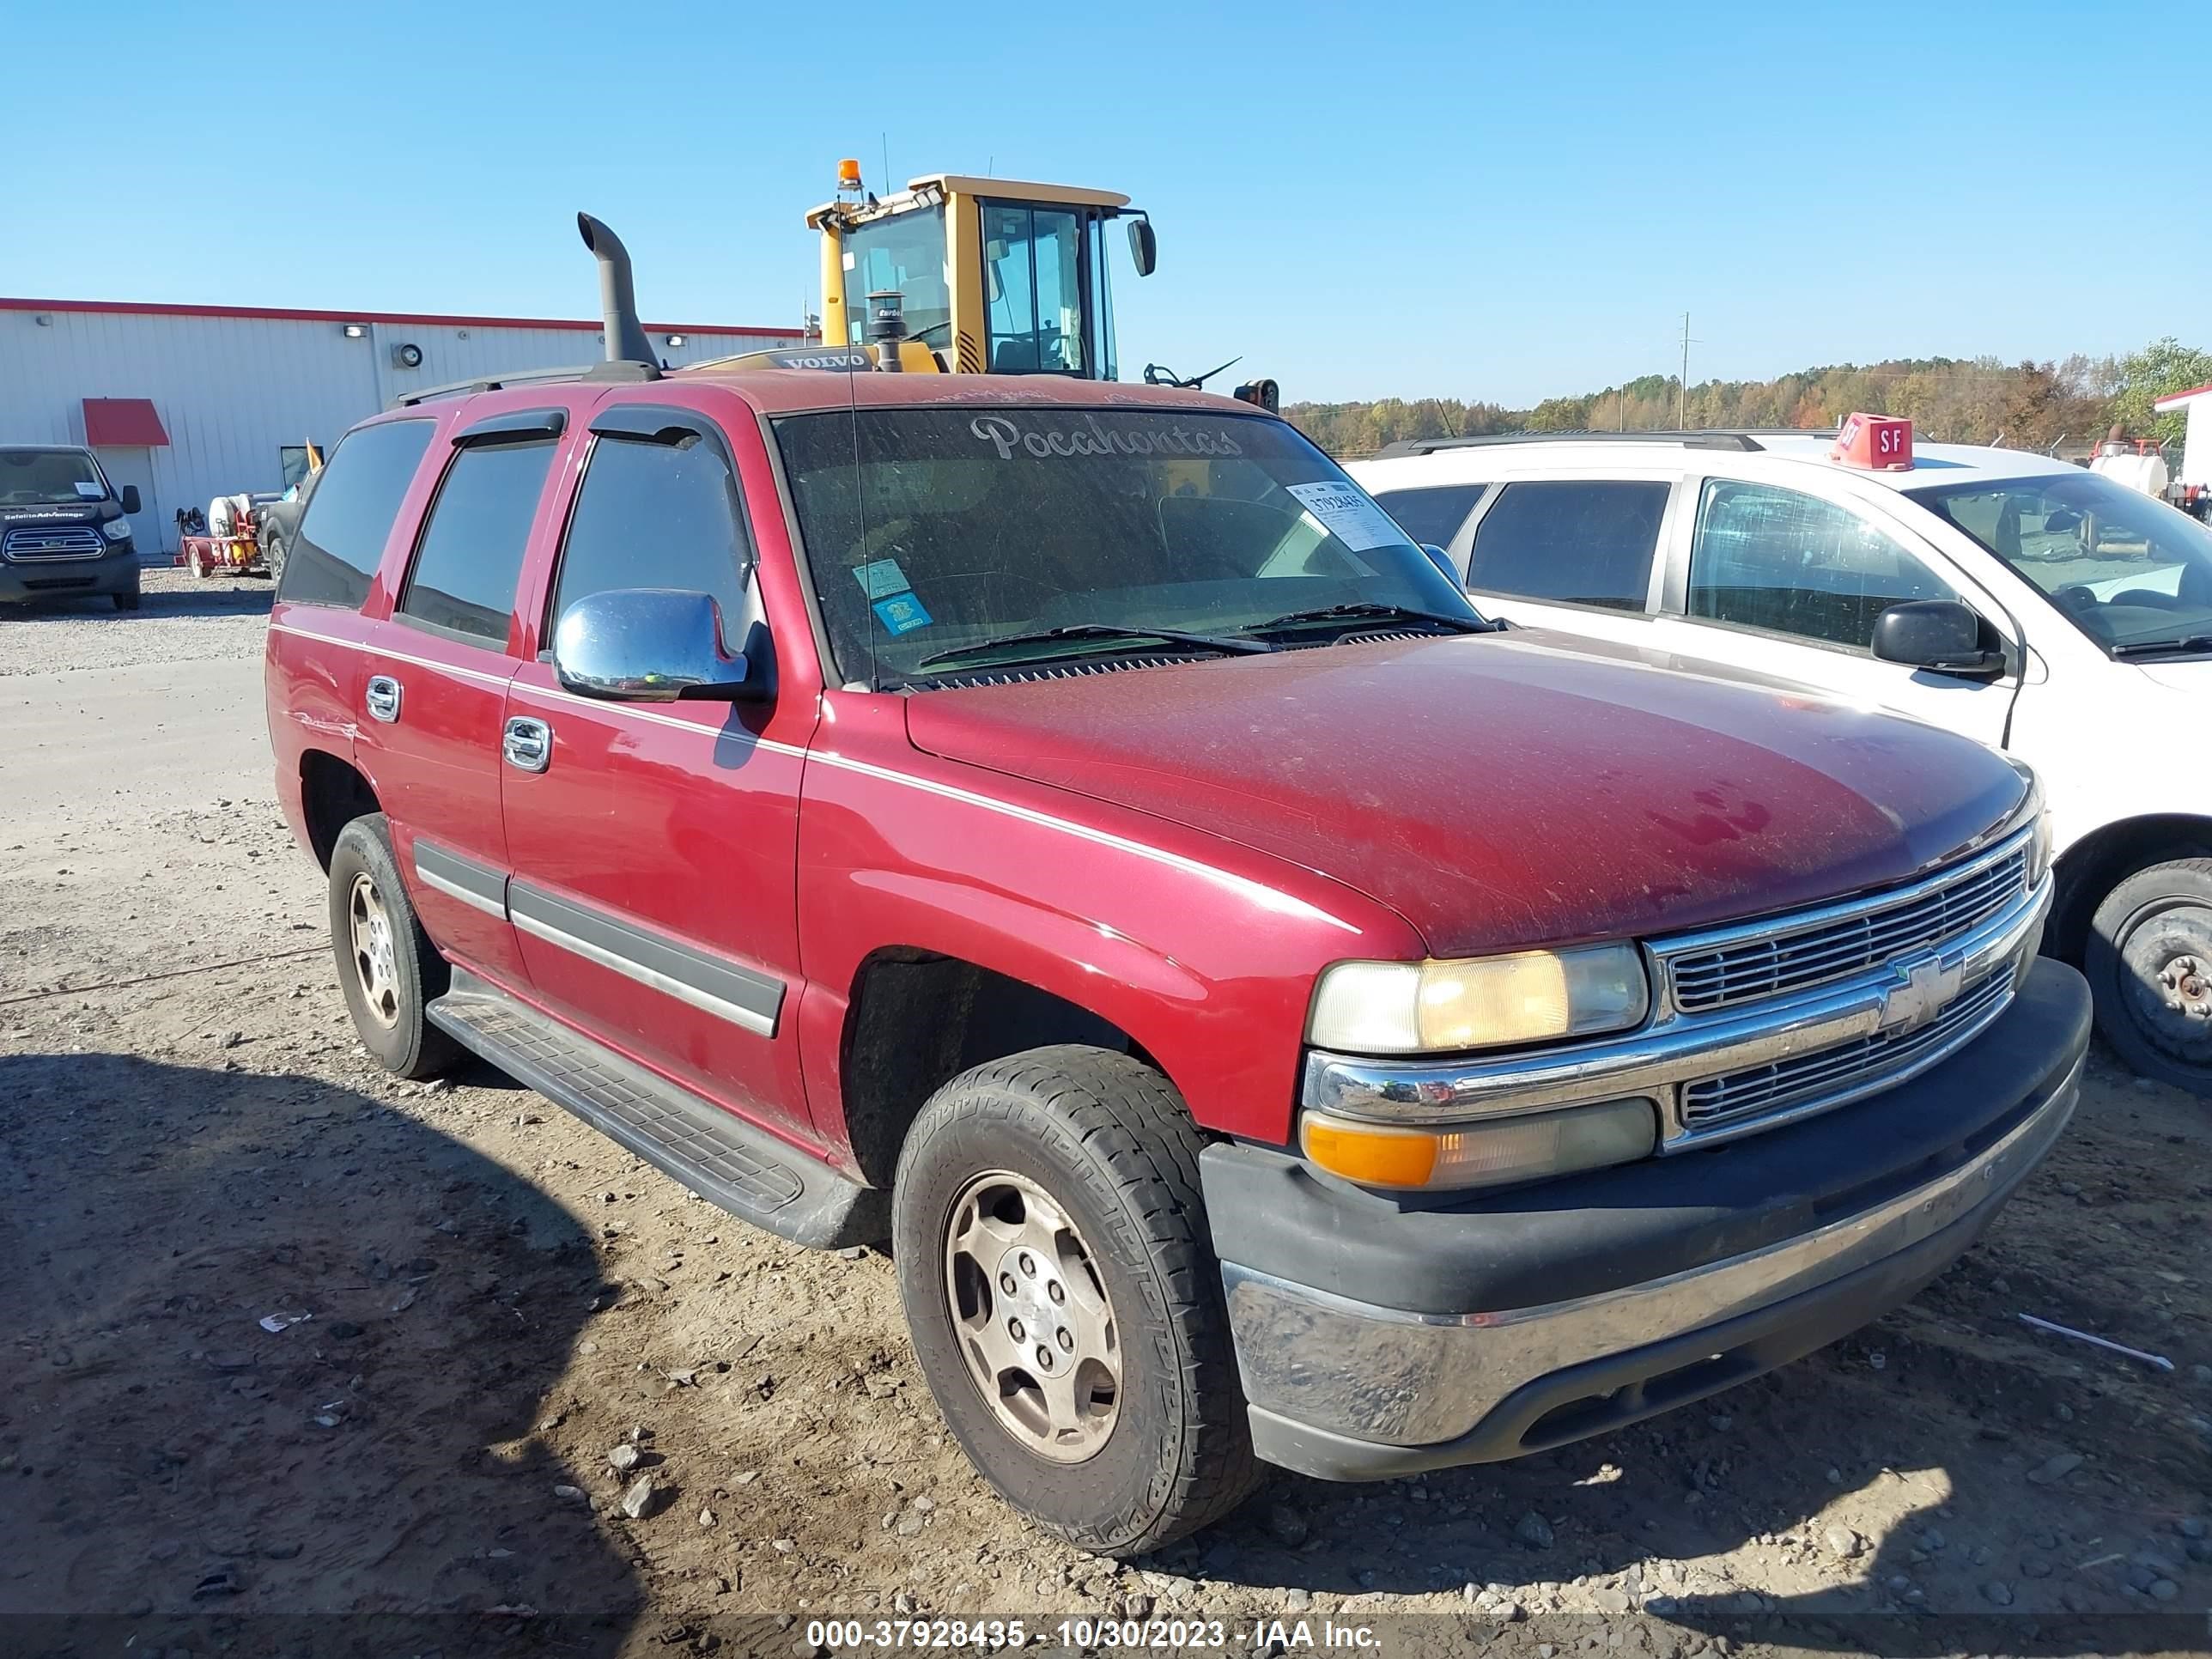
<box><xmin>550</xmin><ymin>427</ymin><xmax>751</xmax><ymax>639</ymax></box>
<box><xmin>397</xmin><ymin>440</ymin><xmax>557</xmax><ymax>646</ymax></box>
<box><xmin>281</xmin><ymin>420</ymin><xmax>434</xmax><ymax>608</ymax></box>
<box><xmin>1372</xmin><ymin>483</ymin><xmax>1489</xmax><ymax>549</ymax></box>
<box><xmin>1466</xmin><ymin>480</ymin><xmax>1668</xmax><ymax>611</ymax></box>
<box><xmin>1687</xmin><ymin>479</ymin><xmax>1962</xmax><ymax>649</ymax></box>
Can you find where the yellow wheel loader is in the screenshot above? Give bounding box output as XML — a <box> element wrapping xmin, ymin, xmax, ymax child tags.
<box><xmin>790</xmin><ymin>161</ymin><xmax>1275</xmax><ymax>407</ymax></box>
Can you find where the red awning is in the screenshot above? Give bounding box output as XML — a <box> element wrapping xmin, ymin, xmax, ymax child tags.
<box><xmin>82</xmin><ymin>398</ymin><xmax>169</xmax><ymax>447</ymax></box>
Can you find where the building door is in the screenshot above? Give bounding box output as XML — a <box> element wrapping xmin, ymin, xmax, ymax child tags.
<box><xmin>94</xmin><ymin>447</ymin><xmax>161</xmax><ymax>553</ymax></box>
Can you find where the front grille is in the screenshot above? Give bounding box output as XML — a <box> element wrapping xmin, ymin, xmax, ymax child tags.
<box><xmin>1681</xmin><ymin>968</ymin><xmax>2014</xmax><ymax>1133</ymax></box>
<box><xmin>3</xmin><ymin>525</ymin><xmax>106</xmax><ymax>561</ymax></box>
<box><xmin>1669</xmin><ymin>845</ymin><xmax>2028</xmax><ymax>1014</ymax></box>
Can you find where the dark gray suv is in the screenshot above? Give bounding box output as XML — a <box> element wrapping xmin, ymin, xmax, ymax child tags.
<box><xmin>0</xmin><ymin>447</ymin><xmax>143</xmax><ymax>611</ymax></box>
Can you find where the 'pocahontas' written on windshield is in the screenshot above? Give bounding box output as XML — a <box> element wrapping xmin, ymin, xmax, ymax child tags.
<box><xmin>968</xmin><ymin>414</ymin><xmax>1247</xmax><ymax>461</ymax></box>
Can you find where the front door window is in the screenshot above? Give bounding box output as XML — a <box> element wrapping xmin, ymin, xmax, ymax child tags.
<box><xmin>1687</xmin><ymin>479</ymin><xmax>1963</xmax><ymax>651</ymax></box>
<box><xmin>983</xmin><ymin>204</ymin><xmax>1085</xmax><ymax>375</ymax></box>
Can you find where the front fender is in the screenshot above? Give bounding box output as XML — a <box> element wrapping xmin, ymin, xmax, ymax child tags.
<box><xmin>794</xmin><ymin>733</ymin><xmax>1423</xmax><ymax>1146</ymax></box>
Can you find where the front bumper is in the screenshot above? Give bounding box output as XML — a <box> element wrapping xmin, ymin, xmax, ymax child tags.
<box><xmin>0</xmin><ymin>543</ymin><xmax>139</xmax><ymax>601</ymax></box>
<box><xmin>1201</xmin><ymin>957</ymin><xmax>2090</xmax><ymax>1481</ymax></box>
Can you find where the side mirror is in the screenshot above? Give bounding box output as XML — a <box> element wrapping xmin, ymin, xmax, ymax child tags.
<box><xmin>1418</xmin><ymin>543</ymin><xmax>1459</xmax><ymax>582</ymax></box>
<box><xmin>119</xmin><ymin>485</ymin><xmax>142</xmax><ymax>514</ymax></box>
<box><xmin>553</xmin><ymin>587</ymin><xmax>764</xmax><ymax>702</ymax></box>
<box><xmin>2042</xmin><ymin>507</ymin><xmax>2081</xmax><ymax>533</ymax></box>
<box><xmin>1125</xmin><ymin>215</ymin><xmax>1158</xmax><ymax>278</ymax></box>
<box><xmin>1871</xmin><ymin>599</ymin><xmax>2004</xmax><ymax>676</ymax></box>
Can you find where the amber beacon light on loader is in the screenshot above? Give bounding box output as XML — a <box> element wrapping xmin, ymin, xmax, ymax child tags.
<box><xmin>802</xmin><ymin>158</ymin><xmax>1277</xmax><ymax>409</ymax></box>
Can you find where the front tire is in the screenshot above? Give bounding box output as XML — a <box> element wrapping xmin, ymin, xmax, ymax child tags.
<box><xmin>112</xmin><ymin>586</ymin><xmax>139</xmax><ymax>612</ymax></box>
<box><xmin>2086</xmin><ymin>857</ymin><xmax>2212</xmax><ymax>1093</ymax></box>
<box><xmin>264</xmin><ymin>533</ymin><xmax>287</xmax><ymax>584</ymax></box>
<box><xmin>892</xmin><ymin>1046</ymin><xmax>1257</xmax><ymax>1555</ymax></box>
<box><xmin>328</xmin><ymin>814</ymin><xmax>459</xmax><ymax>1080</ymax></box>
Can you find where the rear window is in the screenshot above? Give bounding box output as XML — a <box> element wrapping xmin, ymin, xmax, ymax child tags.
<box><xmin>397</xmin><ymin>440</ymin><xmax>556</xmax><ymax>645</ymax></box>
<box><xmin>1372</xmin><ymin>483</ymin><xmax>1488</xmax><ymax>548</ymax></box>
<box><xmin>282</xmin><ymin>421</ymin><xmax>435</xmax><ymax>609</ymax></box>
<box><xmin>1466</xmin><ymin>480</ymin><xmax>1668</xmax><ymax>612</ymax></box>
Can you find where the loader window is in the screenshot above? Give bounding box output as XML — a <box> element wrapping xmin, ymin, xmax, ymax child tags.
<box><xmin>983</xmin><ymin>204</ymin><xmax>1085</xmax><ymax>374</ymax></box>
<box><xmin>840</xmin><ymin>207</ymin><xmax>953</xmax><ymax>350</ymax></box>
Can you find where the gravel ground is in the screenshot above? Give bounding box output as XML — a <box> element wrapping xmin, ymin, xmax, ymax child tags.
<box><xmin>2</xmin><ymin>574</ymin><xmax>2208</xmax><ymax>1657</ymax></box>
<box><xmin>0</xmin><ymin>561</ymin><xmax>275</xmax><ymax>676</ymax></box>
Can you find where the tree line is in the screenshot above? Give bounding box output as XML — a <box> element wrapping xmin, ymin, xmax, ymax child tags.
<box><xmin>1286</xmin><ymin>338</ymin><xmax>2211</xmax><ymax>459</ymax></box>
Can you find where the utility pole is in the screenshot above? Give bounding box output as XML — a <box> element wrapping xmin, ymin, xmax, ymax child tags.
<box><xmin>1678</xmin><ymin>312</ymin><xmax>1696</xmax><ymax>428</ymax></box>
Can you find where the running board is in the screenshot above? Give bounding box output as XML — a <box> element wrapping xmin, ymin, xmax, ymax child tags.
<box><xmin>427</xmin><ymin>970</ymin><xmax>887</xmax><ymax>1249</ymax></box>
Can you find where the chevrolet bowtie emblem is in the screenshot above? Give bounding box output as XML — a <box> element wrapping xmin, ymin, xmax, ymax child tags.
<box><xmin>1879</xmin><ymin>951</ymin><xmax>1962</xmax><ymax>1033</ymax></box>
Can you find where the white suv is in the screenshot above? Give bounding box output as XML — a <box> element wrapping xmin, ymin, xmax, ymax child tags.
<box><xmin>1349</xmin><ymin>430</ymin><xmax>2212</xmax><ymax>1094</ymax></box>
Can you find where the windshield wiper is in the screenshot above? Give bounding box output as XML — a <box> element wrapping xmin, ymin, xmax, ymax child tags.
<box><xmin>918</xmin><ymin>623</ymin><xmax>1276</xmax><ymax>672</ymax></box>
<box><xmin>2111</xmin><ymin>634</ymin><xmax>2212</xmax><ymax>659</ymax></box>
<box><xmin>1241</xmin><ymin>601</ymin><xmax>1497</xmax><ymax>639</ymax></box>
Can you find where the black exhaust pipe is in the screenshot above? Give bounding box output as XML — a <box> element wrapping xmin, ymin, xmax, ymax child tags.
<box><xmin>576</xmin><ymin>212</ymin><xmax>657</xmax><ymax>366</ymax></box>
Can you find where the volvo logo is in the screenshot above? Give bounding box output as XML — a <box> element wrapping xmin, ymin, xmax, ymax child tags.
<box><xmin>1878</xmin><ymin>950</ymin><xmax>1962</xmax><ymax>1033</ymax></box>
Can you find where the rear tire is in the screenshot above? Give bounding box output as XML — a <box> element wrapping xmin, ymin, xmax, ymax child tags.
<box><xmin>891</xmin><ymin>1045</ymin><xmax>1257</xmax><ymax>1555</ymax></box>
<box><xmin>2086</xmin><ymin>857</ymin><xmax>2212</xmax><ymax>1094</ymax></box>
<box><xmin>328</xmin><ymin>814</ymin><xmax>459</xmax><ymax>1080</ymax></box>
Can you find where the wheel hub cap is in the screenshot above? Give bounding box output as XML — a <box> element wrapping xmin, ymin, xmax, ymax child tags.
<box><xmin>942</xmin><ymin>1170</ymin><xmax>1120</xmax><ymax>1463</ymax></box>
<box><xmin>348</xmin><ymin>872</ymin><xmax>402</xmax><ymax>1030</ymax></box>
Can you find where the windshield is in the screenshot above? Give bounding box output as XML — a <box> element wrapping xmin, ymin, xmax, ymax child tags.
<box><xmin>1908</xmin><ymin>471</ymin><xmax>2212</xmax><ymax>653</ymax></box>
<box><xmin>0</xmin><ymin>448</ymin><xmax>107</xmax><ymax>507</ymax></box>
<box><xmin>841</xmin><ymin>207</ymin><xmax>954</xmax><ymax>349</ymax></box>
<box><xmin>774</xmin><ymin>406</ymin><xmax>1480</xmax><ymax>686</ymax></box>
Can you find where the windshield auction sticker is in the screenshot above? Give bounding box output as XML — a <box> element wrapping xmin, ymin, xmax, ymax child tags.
<box><xmin>852</xmin><ymin>558</ymin><xmax>913</xmax><ymax>600</ymax></box>
<box><xmin>1285</xmin><ymin>481</ymin><xmax>1404</xmax><ymax>551</ymax></box>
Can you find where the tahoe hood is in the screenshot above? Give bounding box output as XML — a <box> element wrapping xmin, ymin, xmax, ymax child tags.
<box><xmin>902</xmin><ymin>630</ymin><xmax>2029</xmax><ymax>957</ymax></box>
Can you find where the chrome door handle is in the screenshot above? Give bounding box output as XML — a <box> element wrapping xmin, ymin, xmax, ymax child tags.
<box><xmin>365</xmin><ymin>675</ymin><xmax>402</xmax><ymax>724</ymax></box>
<box><xmin>502</xmin><ymin>716</ymin><xmax>552</xmax><ymax>773</ymax></box>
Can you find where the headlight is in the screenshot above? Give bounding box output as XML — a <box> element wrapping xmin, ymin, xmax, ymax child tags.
<box><xmin>1302</xmin><ymin>1097</ymin><xmax>1657</xmax><ymax>1191</ymax></box>
<box><xmin>1306</xmin><ymin>944</ymin><xmax>1650</xmax><ymax>1054</ymax></box>
<box><xmin>2005</xmin><ymin>758</ymin><xmax>2052</xmax><ymax>884</ymax></box>
<box><xmin>2027</xmin><ymin>801</ymin><xmax>2053</xmax><ymax>886</ymax></box>
<box><xmin>100</xmin><ymin>518</ymin><xmax>132</xmax><ymax>543</ymax></box>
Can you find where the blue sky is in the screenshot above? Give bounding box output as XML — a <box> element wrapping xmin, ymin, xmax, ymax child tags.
<box><xmin>11</xmin><ymin>2</ymin><xmax>2208</xmax><ymax>404</ymax></box>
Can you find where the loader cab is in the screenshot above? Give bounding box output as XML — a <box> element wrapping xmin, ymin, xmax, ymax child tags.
<box><xmin>809</xmin><ymin>171</ymin><xmax>1153</xmax><ymax>380</ymax></box>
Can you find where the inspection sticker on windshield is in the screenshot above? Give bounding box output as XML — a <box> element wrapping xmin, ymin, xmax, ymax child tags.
<box><xmin>74</xmin><ymin>482</ymin><xmax>105</xmax><ymax>499</ymax></box>
<box><xmin>871</xmin><ymin>592</ymin><xmax>933</xmax><ymax>635</ymax></box>
<box><xmin>1285</xmin><ymin>482</ymin><xmax>1402</xmax><ymax>551</ymax></box>
<box><xmin>852</xmin><ymin>559</ymin><xmax>912</xmax><ymax>600</ymax></box>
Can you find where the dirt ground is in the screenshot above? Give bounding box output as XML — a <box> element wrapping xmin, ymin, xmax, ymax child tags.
<box><xmin>2</xmin><ymin>569</ymin><xmax>2208</xmax><ymax>1658</ymax></box>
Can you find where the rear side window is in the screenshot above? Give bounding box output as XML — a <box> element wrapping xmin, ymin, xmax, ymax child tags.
<box><xmin>550</xmin><ymin>431</ymin><xmax>751</xmax><ymax>639</ymax></box>
<box><xmin>1467</xmin><ymin>480</ymin><xmax>1667</xmax><ymax>611</ymax></box>
<box><xmin>282</xmin><ymin>420</ymin><xmax>434</xmax><ymax>608</ymax></box>
<box><xmin>1372</xmin><ymin>483</ymin><xmax>1489</xmax><ymax>548</ymax></box>
<box><xmin>397</xmin><ymin>441</ymin><xmax>556</xmax><ymax>645</ymax></box>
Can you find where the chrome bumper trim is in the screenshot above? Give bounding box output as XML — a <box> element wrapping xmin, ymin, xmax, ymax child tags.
<box><xmin>1304</xmin><ymin>870</ymin><xmax>2051</xmax><ymax>1147</ymax></box>
<box><xmin>1224</xmin><ymin>1050</ymin><xmax>2080</xmax><ymax>1449</ymax></box>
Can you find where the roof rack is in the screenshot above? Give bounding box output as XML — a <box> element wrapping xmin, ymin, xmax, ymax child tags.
<box><xmin>1376</xmin><ymin>429</ymin><xmax>1784</xmax><ymax>459</ymax></box>
<box><xmin>387</xmin><ymin>358</ymin><xmax>661</xmax><ymax>410</ymax></box>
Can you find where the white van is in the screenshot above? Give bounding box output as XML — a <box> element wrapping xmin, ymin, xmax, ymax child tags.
<box><xmin>1349</xmin><ymin>429</ymin><xmax>2212</xmax><ymax>1092</ymax></box>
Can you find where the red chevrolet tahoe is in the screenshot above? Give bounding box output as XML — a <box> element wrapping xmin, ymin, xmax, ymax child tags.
<box><xmin>265</xmin><ymin>348</ymin><xmax>2087</xmax><ymax>1554</ymax></box>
